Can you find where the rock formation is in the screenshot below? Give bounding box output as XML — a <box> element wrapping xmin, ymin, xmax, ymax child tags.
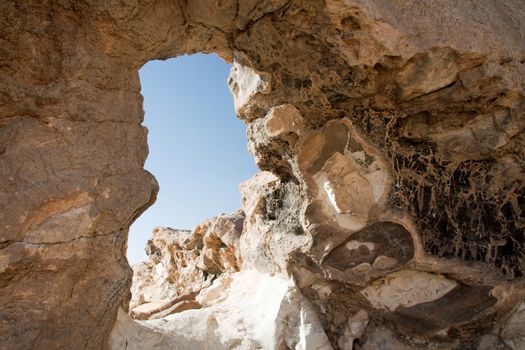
<box><xmin>129</xmin><ymin>211</ymin><xmax>244</xmax><ymax>320</ymax></box>
<box><xmin>1</xmin><ymin>1</ymin><xmax>524</xmax><ymax>349</ymax></box>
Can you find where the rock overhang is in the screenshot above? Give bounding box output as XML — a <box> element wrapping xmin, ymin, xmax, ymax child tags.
<box><xmin>1</xmin><ymin>1</ymin><xmax>524</xmax><ymax>349</ymax></box>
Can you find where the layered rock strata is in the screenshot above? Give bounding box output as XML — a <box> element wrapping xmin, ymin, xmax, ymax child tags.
<box><xmin>1</xmin><ymin>1</ymin><xmax>524</xmax><ymax>349</ymax></box>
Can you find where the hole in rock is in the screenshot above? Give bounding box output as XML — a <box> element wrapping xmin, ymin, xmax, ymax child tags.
<box><xmin>127</xmin><ymin>54</ymin><xmax>257</xmax><ymax>266</ymax></box>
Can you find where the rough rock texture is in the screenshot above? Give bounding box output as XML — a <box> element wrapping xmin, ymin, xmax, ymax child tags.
<box><xmin>129</xmin><ymin>211</ymin><xmax>244</xmax><ymax>320</ymax></box>
<box><xmin>111</xmin><ymin>269</ymin><xmax>331</xmax><ymax>350</ymax></box>
<box><xmin>114</xmin><ymin>175</ymin><xmax>331</xmax><ymax>349</ymax></box>
<box><xmin>1</xmin><ymin>1</ymin><xmax>525</xmax><ymax>349</ymax></box>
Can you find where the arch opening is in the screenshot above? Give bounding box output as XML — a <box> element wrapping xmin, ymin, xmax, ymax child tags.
<box><xmin>3</xmin><ymin>2</ymin><xmax>525</xmax><ymax>349</ymax></box>
<box><xmin>127</xmin><ymin>53</ymin><xmax>257</xmax><ymax>264</ymax></box>
<box><xmin>125</xmin><ymin>53</ymin><xmax>257</xmax><ymax>322</ymax></box>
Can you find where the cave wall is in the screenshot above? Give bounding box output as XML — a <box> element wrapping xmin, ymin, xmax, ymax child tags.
<box><xmin>0</xmin><ymin>0</ymin><xmax>524</xmax><ymax>349</ymax></box>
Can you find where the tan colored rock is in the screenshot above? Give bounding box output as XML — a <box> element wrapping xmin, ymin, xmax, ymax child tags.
<box><xmin>1</xmin><ymin>0</ymin><xmax>524</xmax><ymax>349</ymax></box>
<box><xmin>238</xmin><ymin>171</ymin><xmax>311</xmax><ymax>273</ymax></box>
<box><xmin>228</xmin><ymin>61</ymin><xmax>271</xmax><ymax>118</ymax></box>
<box><xmin>111</xmin><ymin>270</ymin><xmax>332</xmax><ymax>350</ymax></box>
<box><xmin>130</xmin><ymin>292</ymin><xmax>201</xmax><ymax>320</ymax></box>
<box><xmin>195</xmin><ymin>273</ymin><xmax>233</xmax><ymax>307</ymax></box>
<box><xmin>371</xmin><ymin>255</ymin><xmax>398</xmax><ymax>270</ymax></box>
<box><xmin>361</xmin><ymin>270</ymin><xmax>457</xmax><ymax>312</ymax></box>
<box><xmin>298</xmin><ymin>120</ymin><xmax>392</xmax><ymax>240</ymax></box>
<box><xmin>265</xmin><ymin>104</ymin><xmax>305</xmax><ymax>139</ymax></box>
<box><xmin>129</xmin><ymin>211</ymin><xmax>244</xmax><ymax>318</ymax></box>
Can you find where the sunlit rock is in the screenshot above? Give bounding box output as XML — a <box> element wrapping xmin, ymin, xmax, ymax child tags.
<box><xmin>228</xmin><ymin>62</ymin><xmax>271</xmax><ymax>118</ymax></box>
<box><xmin>111</xmin><ymin>270</ymin><xmax>332</xmax><ymax>350</ymax></box>
<box><xmin>2</xmin><ymin>0</ymin><xmax>525</xmax><ymax>349</ymax></box>
<box><xmin>129</xmin><ymin>211</ymin><xmax>244</xmax><ymax>319</ymax></box>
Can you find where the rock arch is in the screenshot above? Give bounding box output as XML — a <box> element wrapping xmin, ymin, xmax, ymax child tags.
<box><xmin>1</xmin><ymin>1</ymin><xmax>524</xmax><ymax>349</ymax></box>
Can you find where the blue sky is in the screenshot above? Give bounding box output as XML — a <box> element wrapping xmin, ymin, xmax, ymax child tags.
<box><xmin>127</xmin><ymin>54</ymin><xmax>258</xmax><ymax>263</ymax></box>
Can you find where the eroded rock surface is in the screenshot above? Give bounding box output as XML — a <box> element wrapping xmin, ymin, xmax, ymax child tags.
<box><xmin>129</xmin><ymin>211</ymin><xmax>244</xmax><ymax>320</ymax></box>
<box><xmin>1</xmin><ymin>0</ymin><xmax>524</xmax><ymax>349</ymax></box>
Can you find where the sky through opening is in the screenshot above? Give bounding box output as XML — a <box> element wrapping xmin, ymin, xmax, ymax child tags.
<box><xmin>127</xmin><ymin>54</ymin><xmax>258</xmax><ymax>263</ymax></box>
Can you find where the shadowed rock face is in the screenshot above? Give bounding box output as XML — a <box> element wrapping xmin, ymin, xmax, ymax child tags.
<box><xmin>1</xmin><ymin>0</ymin><xmax>524</xmax><ymax>349</ymax></box>
<box><xmin>323</xmin><ymin>222</ymin><xmax>415</xmax><ymax>272</ymax></box>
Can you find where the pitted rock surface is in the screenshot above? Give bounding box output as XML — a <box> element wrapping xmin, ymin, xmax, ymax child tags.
<box><xmin>1</xmin><ymin>1</ymin><xmax>524</xmax><ymax>349</ymax></box>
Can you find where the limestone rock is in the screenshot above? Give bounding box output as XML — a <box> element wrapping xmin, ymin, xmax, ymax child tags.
<box><xmin>360</xmin><ymin>270</ymin><xmax>457</xmax><ymax>312</ymax></box>
<box><xmin>129</xmin><ymin>211</ymin><xmax>244</xmax><ymax>319</ymax></box>
<box><xmin>1</xmin><ymin>1</ymin><xmax>525</xmax><ymax>349</ymax></box>
<box><xmin>264</xmin><ymin>104</ymin><xmax>305</xmax><ymax>139</ymax></box>
<box><xmin>228</xmin><ymin>61</ymin><xmax>271</xmax><ymax>119</ymax></box>
<box><xmin>111</xmin><ymin>270</ymin><xmax>332</xmax><ymax>350</ymax></box>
